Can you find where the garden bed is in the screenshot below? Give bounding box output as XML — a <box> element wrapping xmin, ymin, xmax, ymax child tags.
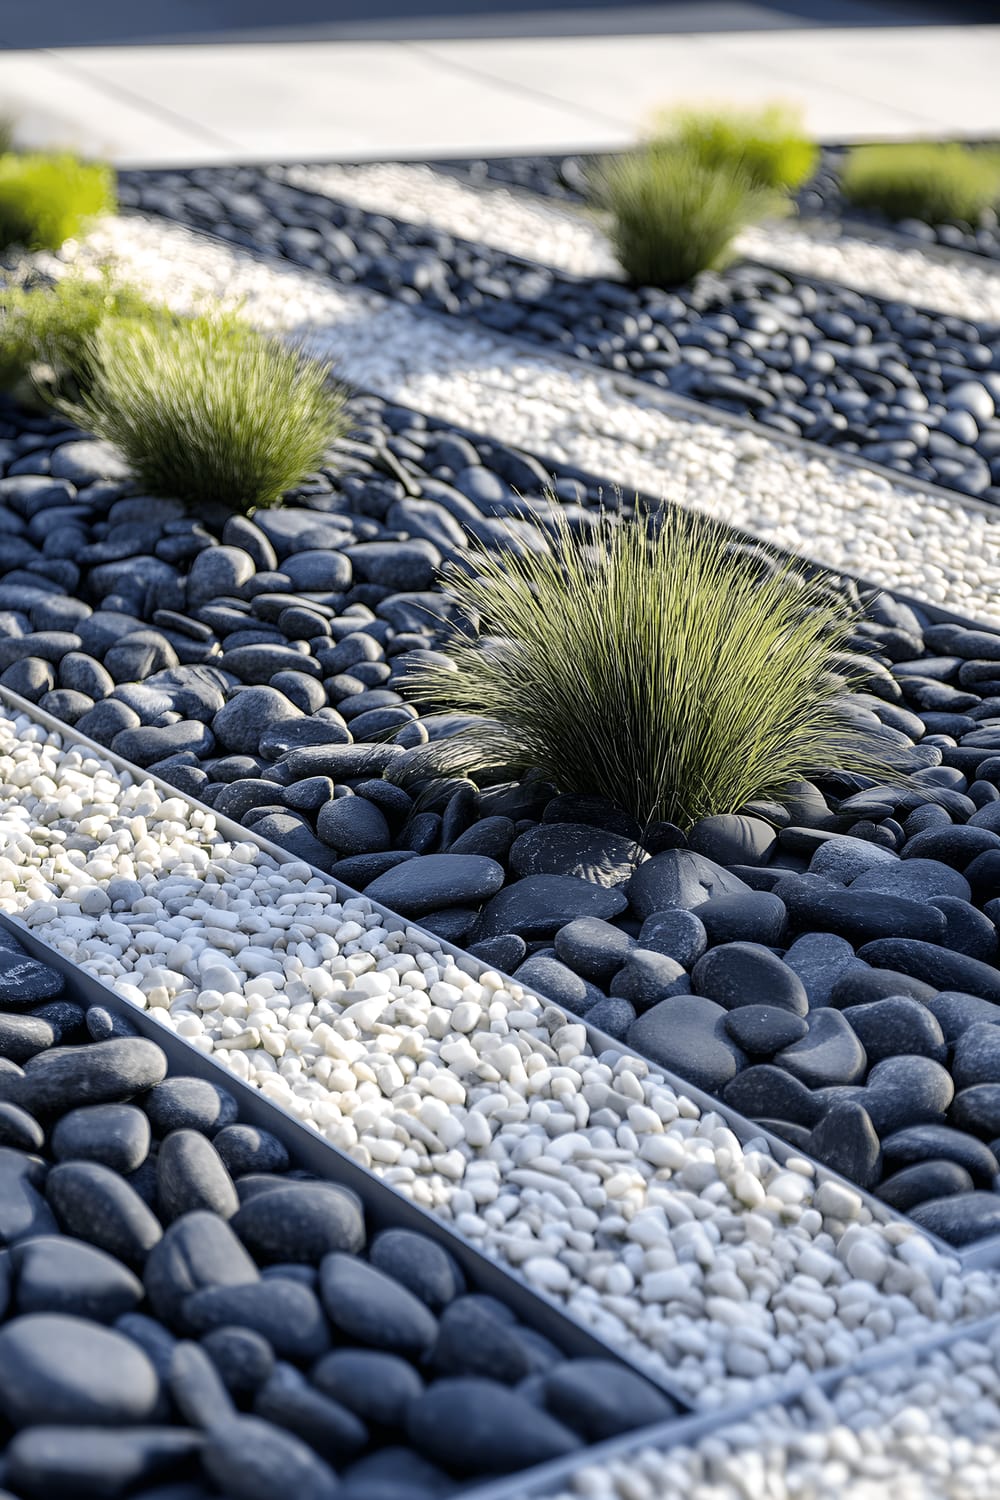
<box><xmin>6</xmin><ymin>380</ymin><xmax>1000</xmax><ymax>1250</ymax></box>
<box><xmin>434</xmin><ymin>144</ymin><xmax>1000</xmax><ymax>263</ymax></box>
<box><xmin>118</xmin><ymin>165</ymin><xmax>1000</xmax><ymax>502</ymax></box>
<box><xmin>5</xmin><ymin>131</ymin><xmax>1000</xmax><ymax>1497</ymax></box>
<box><xmin>0</xmin><ymin>914</ymin><xmax>686</xmax><ymax>1499</ymax></box>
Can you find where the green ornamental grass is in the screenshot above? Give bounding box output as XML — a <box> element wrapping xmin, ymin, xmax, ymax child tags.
<box><xmin>0</xmin><ymin>270</ymin><xmax>161</xmax><ymax>394</ymax></box>
<box><xmin>0</xmin><ymin>152</ymin><xmax>115</xmax><ymax>253</ymax></box>
<box><xmin>668</xmin><ymin>103</ymin><xmax>818</xmax><ymax>192</ymax></box>
<box><xmin>595</xmin><ymin>142</ymin><xmax>776</xmax><ymax>287</ymax></box>
<box><xmin>840</xmin><ymin>142</ymin><xmax>1000</xmax><ymax>227</ymax></box>
<box><xmin>392</xmin><ymin>507</ymin><xmax>902</xmax><ymax>830</ymax></box>
<box><xmin>61</xmin><ymin>311</ymin><xmax>348</xmax><ymax>513</ymax></box>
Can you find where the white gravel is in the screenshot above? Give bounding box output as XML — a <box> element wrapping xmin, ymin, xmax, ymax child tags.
<box><xmin>1</xmin><ymin>704</ymin><xmax>997</xmax><ymax>1405</ymax></box>
<box><xmin>51</xmin><ymin>215</ymin><xmax>1000</xmax><ymax>625</ymax></box>
<box><xmin>544</xmin><ymin>1319</ymin><xmax>1000</xmax><ymax>1499</ymax></box>
<box><xmin>287</xmin><ymin>159</ymin><xmax>1000</xmax><ymax>323</ymax></box>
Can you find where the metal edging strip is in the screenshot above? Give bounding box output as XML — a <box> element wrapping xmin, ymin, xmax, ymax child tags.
<box><xmin>0</xmin><ymin>900</ymin><xmax>697</xmax><ymax>1414</ymax></box>
<box><xmin>3</xmin><ymin>683</ymin><xmax>996</xmax><ymax>1278</ymax></box>
<box><xmin>458</xmin><ymin>1308</ymin><xmax>1000</xmax><ymax>1500</ymax></box>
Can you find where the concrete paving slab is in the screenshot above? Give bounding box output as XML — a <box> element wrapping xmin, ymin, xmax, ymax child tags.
<box><xmin>1</xmin><ymin>20</ymin><xmax>997</xmax><ymax>167</ymax></box>
<box><xmin>412</xmin><ymin>30</ymin><xmax>946</xmax><ymax>140</ymax></box>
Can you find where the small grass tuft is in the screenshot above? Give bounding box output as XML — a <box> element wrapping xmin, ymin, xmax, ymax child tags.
<box><xmin>665</xmin><ymin>102</ymin><xmax>818</xmax><ymax>192</ymax></box>
<box><xmin>840</xmin><ymin>142</ymin><xmax>1000</xmax><ymax>227</ymax></box>
<box><xmin>391</xmin><ymin>507</ymin><xmax>905</xmax><ymax>830</ymax></box>
<box><xmin>0</xmin><ymin>152</ymin><xmax>115</xmax><ymax>253</ymax></box>
<box><xmin>0</xmin><ymin>269</ymin><xmax>162</xmax><ymax>395</ymax></box>
<box><xmin>60</xmin><ymin>310</ymin><xmax>349</xmax><ymax>513</ymax></box>
<box><xmin>593</xmin><ymin>142</ymin><xmax>777</xmax><ymax>286</ymax></box>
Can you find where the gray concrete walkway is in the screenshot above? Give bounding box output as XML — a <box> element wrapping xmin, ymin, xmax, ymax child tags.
<box><xmin>2</xmin><ymin>20</ymin><xmax>998</xmax><ymax>166</ymax></box>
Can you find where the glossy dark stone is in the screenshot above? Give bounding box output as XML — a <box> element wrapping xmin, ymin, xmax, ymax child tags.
<box><xmin>628</xmin><ymin>996</ymin><xmax>746</xmax><ymax>1093</ymax></box>
<box><xmin>231</xmin><ymin>1182</ymin><xmax>365</xmax><ymax>1264</ymax></box>
<box><xmin>0</xmin><ymin>1313</ymin><xmax>160</xmax><ymax>1427</ymax></box>
<box><xmin>319</xmin><ymin>1254</ymin><xmax>438</xmax><ymax>1355</ymax></box>
<box><xmin>12</xmin><ymin>1234</ymin><xmax>144</xmax><ymax>1322</ymax></box>
<box><xmin>405</xmin><ymin>1378</ymin><xmax>580</xmax><ymax>1476</ymax></box>
<box><xmin>368</xmin><ymin>1228</ymin><xmax>465</xmax><ymax>1311</ymax></box>
<box><xmin>691</xmin><ymin>943</ymin><xmax>808</xmax><ymax>1015</ymax></box>
<box><xmin>50</xmin><ymin>1104</ymin><xmax>151</xmax><ymax>1175</ymax></box>
<box><xmin>843</xmin><ymin>996</ymin><xmax>948</xmax><ymax>1065</ymax></box>
<box><xmin>46</xmin><ymin>1161</ymin><xmax>163</xmax><ymax>1268</ymax></box>
<box><xmin>805</xmin><ymin>1101</ymin><xmax>882</xmax><ymax>1191</ymax></box>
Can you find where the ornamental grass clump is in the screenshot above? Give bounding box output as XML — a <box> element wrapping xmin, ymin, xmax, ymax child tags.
<box><xmin>61</xmin><ymin>311</ymin><xmax>348</xmax><ymax>513</ymax></box>
<box><xmin>0</xmin><ymin>270</ymin><xmax>161</xmax><ymax>395</ymax></box>
<box><xmin>0</xmin><ymin>152</ymin><xmax>115</xmax><ymax>253</ymax></box>
<box><xmin>666</xmin><ymin>102</ymin><xmax>818</xmax><ymax>192</ymax></box>
<box><xmin>840</xmin><ymin>142</ymin><xmax>1000</xmax><ymax>226</ymax></box>
<box><xmin>594</xmin><ymin>142</ymin><xmax>776</xmax><ymax>286</ymax></box>
<box><xmin>394</xmin><ymin>507</ymin><xmax>902</xmax><ymax>830</ymax></box>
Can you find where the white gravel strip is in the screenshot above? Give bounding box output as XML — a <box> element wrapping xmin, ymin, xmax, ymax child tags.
<box><xmin>545</xmin><ymin>1321</ymin><xmax>1000</xmax><ymax>1499</ymax></box>
<box><xmin>1</xmin><ymin>705</ymin><xmax>997</xmax><ymax>1406</ymax></box>
<box><xmin>288</xmin><ymin>159</ymin><xmax>1000</xmax><ymax>323</ymax></box>
<box><xmin>52</xmin><ymin>215</ymin><xmax>1000</xmax><ymax>625</ymax></box>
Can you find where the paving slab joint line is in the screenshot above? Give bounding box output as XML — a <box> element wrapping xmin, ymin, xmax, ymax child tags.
<box><xmin>4</xmin><ymin>679</ymin><xmax>997</xmax><ymax>1278</ymax></box>
<box><xmin>116</xmin><ymin>191</ymin><xmax>1000</xmax><ymax>529</ymax></box>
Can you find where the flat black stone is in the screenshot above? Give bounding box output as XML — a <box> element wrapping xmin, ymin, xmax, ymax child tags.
<box><xmin>211</xmin><ymin>1124</ymin><xmax>290</xmax><ymax>1177</ymax></box>
<box><xmin>783</xmin><ymin>932</ymin><xmax>863</xmax><ymax>1008</ymax></box>
<box><xmin>553</xmin><ymin>917</ymin><xmax>635</xmax><ymax>986</ymax></box>
<box><xmin>21</xmin><ymin>1038</ymin><xmax>167</xmax><ymax>1114</ymax></box>
<box><xmin>144</xmin><ymin>1077</ymin><xmax>239</xmax><ymax>1137</ymax></box>
<box><xmin>156</xmin><ymin>1130</ymin><xmax>240</xmax><ymax>1222</ymax></box>
<box><xmin>0</xmin><ymin>956</ymin><xmax>64</xmax><ymax>1009</ymax></box>
<box><xmin>830</xmin><ymin>966</ymin><xmax>937</xmax><ymax>1009</ymax></box>
<box><xmin>12</xmin><ymin>1234</ymin><xmax>144</xmax><ymax>1322</ymax></box>
<box><xmin>858</xmin><ymin>938</ymin><xmax>1000</xmax><ymax>1004</ymax></box>
<box><xmin>184</xmin><ymin>1279</ymin><xmax>331</xmax><ymax>1362</ymax></box>
<box><xmin>364</xmin><ymin>853</ymin><xmax>505</xmax><ymax>917</ymax></box>
<box><xmin>774</xmin><ymin>1008</ymin><xmax>868</xmax><ymax>1087</ymax></box>
<box><xmin>723</xmin><ymin>1005</ymin><xmax>808</xmax><ymax>1056</ymax></box>
<box><xmin>319</xmin><ymin>1253</ymin><xmax>439</xmax><ymax>1355</ymax></box>
<box><xmin>0</xmin><ymin>1312</ymin><xmax>160</xmax><ymax>1427</ymax></box>
<box><xmin>637</xmin><ymin>908</ymin><xmax>708</xmax><ymax>969</ymax></box>
<box><xmin>45</xmin><ymin>1161</ymin><xmax>163</xmax><ymax>1269</ymax></box>
<box><xmin>405</xmin><ymin>1377</ymin><xmax>580</xmax><ymax>1476</ymax></box>
<box><xmin>881</xmin><ymin>1123</ymin><xmax>1000</xmax><ymax>1185</ymax></box>
<box><xmin>202</xmin><ymin>1415</ymin><xmax>339</xmax><ymax>1500</ymax></box>
<box><xmin>50</xmin><ymin>1103</ymin><xmax>151</xmax><ymax>1175</ymax></box>
<box><xmin>540</xmin><ymin>1359</ymin><xmax>678</xmax><ymax>1440</ymax></box>
<box><xmin>722</xmin><ymin>1065</ymin><xmax>824</xmax><ymax>1128</ymax></box>
<box><xmin>861</xmin><ymin>1056</ymin><xmax>955</xmax><ymax>1135</ymax></box>
<box><xmin>783</xmin><ymin>887</ymin><xmax>947</xmax><ymax>945</ymax></box>
<box><xmin>851</xmin><ymin>858</ymin><xmax>972</xmax><ymax>902</ymax></box>
<box><xmin>625</xmin><ymin>849</ymin><xmax>750</xmax><ymax>919</ymax></box>
<box><xmin>805</xmin><ymin>1101</ymin><xmax>882</xmax><ymax>1191</ymax></box>
<box><xmin>4</xmin><ymin>1425</ymin><xmax>202</xmax><ymax>1499</ymax></box>
<box><xmin>254</xmin><ymin>1365</ymin><xmax>369</xmax><ymax>1465</ymax></box>
<box><xmin>312</xmin><ymin>1349</ymin><xmax>424</xmax><ymax>1428</ymax></box>
<box><xmin>477</xmin><ymin>874</ymin><xmax>628</xmax><ymax>940</ymax></box>
<box><xmin>693</xmin><ymin>890</ymin><xmax>787</xmax><ymax>947</ymax></box>
<box><xmin>843</xmin><ymin>996</ymin><xmax>948</xmax><ymax>1065</ymax></box>
<box><xmin>950</xmin><ymin>1083</ymin><xmax>1000</xmax><ymax>1137</ymax></box>
<box><xmin>691</xmin><ymin>942</ymin><xmax>808</xmax><ymax>1015</ymax></box>
<box><xmin>509</xmin><ymin>822</ymin><xmax>646</xmax><ymax>887</ymax></box>
<box><xmin>952</xmin><ymin>1022</ymin><xmax>1000</xmax><ymax>1088</ymax></box>
<box><xmin>877</xmin><ymin>1160</ymin><xmax>975</xmax><ymax>1212</ymax></box>
<box><xmin>143</xmin><ymin>1210</ymin><xmax>260</xmax><ymax>1326</ymax></box>
<box><xmin>628</xmin><ymin>996</ymin><xmax>746</xmax><ymax>1093</ymax></box>
<box><xmin>609</xmin><ymin>950</ymin><xmax>689</xmax><ymax>1010</ymax></box>
<box><xmin>910</xmin><ymin>1191</ymin><xmax>1000</xmax><ymax>1245</ymax></box>
<box><xmin>231</xmin><ymin>1182</ymin><xmax>365</xmax><ymax>1264</ymax></box>
<box><xmin>369</xmin><ymin>1228</ymin><xmax>465</xmax><ymax>1311</ymax></box>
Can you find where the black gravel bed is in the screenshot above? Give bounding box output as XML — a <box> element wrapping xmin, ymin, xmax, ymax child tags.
<box><xmin>0</xmin><ymin>926</ymin><xmax>680</xmax><ymax>1500</ymax></box>
<box><xmin>7</xmin><ymin>392</ymin><xmax>1000</xmax><ymax>1245</ymax></box>
<box><xmin>118</xmin><ymin>165</ymin><xmax>1000</xmax><ymax>503</ymax></box>
<box><xmin>431</xmin><ymin>147</ymin><xmax>1000</xmax><ymax>263</ymax></box>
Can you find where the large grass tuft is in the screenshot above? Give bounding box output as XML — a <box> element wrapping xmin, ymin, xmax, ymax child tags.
<box><xmin>665</xmin><ymin>102</ymin><xmax>818</xmax><ymax>192</ymax></box>
<box><xmin>61</xmin><ymin>310</ymin><xmax>349</xmax><ymax>513</ymax></box>
<box><xmin>840</xmin><ymin>142</ymin><xmax>1000</xmax><ymax>227</ymax></box>
<box><xmin>593</xmin><ymin>142</ymin><xmax>777</xmax><ymax>286</ymax></box>
<box><xmin>0</xmin><ymin>269</ymin><xmax>162</xmax><ymax>395</ymax></box>
<box><xmin>392</xmin><ymin>507</ymin><xmax>904</xmax><ymax>829</ymax></box>
<box><xmin>0</xmin><ymin>152</ymin><xmax>115</xmax><ymax>252</ymax></box>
